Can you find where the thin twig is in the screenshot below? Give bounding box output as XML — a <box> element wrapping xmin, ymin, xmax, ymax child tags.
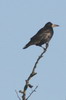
<box><xmin>15</xmin><ymin>90</ymin><xmax>21</xmax><ymax>100</ymax></box>
<box><xmin>32</xmin><ymin>43</ymin><xmax>49</xmax><ymax>72</ymax></box>
<box><xmin>26</xmin><ymin>86</ymin><xmax>38</xmax><ymax>100</ymax></box>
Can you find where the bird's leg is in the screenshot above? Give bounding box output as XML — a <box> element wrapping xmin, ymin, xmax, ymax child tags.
<box><xmin>45</xmin><ymin>42</ymin><xmax>49</xmax><ymax>50</ymax></box>
<box><xmin>40</xmin><ymin>43</ymin><xmax>49</xmax><ymax>51</ymax></box>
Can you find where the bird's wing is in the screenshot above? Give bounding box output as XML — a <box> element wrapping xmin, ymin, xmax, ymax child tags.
<box><xmin>30</xmin><ymin>28</ymin><xmax>52</xmax><ymax>45</ymax></box>
<box><xmin>31</xmin><ymin>28</ymin><xmax>44</xmax><ymax>40</ymax></box>
<box><xmin>31</xmin><ymin>28</ymin><xmax>50</xmax><ymax>41</ymax></box>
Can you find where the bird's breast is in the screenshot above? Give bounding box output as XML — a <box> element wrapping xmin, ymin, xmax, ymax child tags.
<box><xmin>43</xmin><ymin>31</ymin><xmax>53</xmax><ymax>42</ymax></box>
<box><xmin>45</xmin><ymin>32</ymin><xmax>52</xmax><ymax>39</ymax></box>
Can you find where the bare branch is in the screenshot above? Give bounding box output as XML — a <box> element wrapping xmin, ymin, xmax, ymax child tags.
<box><xmin>19</xmin><ymin>43</ymin><xmax>49</xmax><ymax>100</ymax></box>
<box><xmin>32</xmin><ymin>43</ymin><xmax>49</xmax><ymax>73</ymax></box>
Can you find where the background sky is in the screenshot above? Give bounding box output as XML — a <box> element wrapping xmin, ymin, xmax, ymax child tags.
<box><xmin>0</xmin><ymin>0</ymin><xmax>66</xmax><ymax>100</ymax></box>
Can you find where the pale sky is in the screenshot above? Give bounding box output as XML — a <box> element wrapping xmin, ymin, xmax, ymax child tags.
<box><xmin>0</xmin><ymin>0</ymin><xmax>66</xmax><ymax>100</ymax></box>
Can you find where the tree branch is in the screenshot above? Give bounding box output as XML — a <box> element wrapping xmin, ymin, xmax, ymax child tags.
<box><xmin>19</xmin><ymin>43</ymin><xmax>49</xmax><ymax>100</ymax></box>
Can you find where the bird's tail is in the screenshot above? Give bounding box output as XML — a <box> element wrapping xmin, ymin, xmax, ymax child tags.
<box><xmin>23</xmin><ymin>41</ymin><xmax>33</xmax><ymax>49</ymax></box>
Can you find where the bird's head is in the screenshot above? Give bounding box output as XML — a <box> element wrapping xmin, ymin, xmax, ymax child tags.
<box><xmin>45</xmin><ymin>22</ymin><xmax>59</xmax><ymax>28</ymax></box>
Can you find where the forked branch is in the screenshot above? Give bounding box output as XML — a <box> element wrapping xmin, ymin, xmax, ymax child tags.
<box><xmin>17</xmin><ymin>43</ymin><xmax>49</xmax><ymax>100</ymax></box>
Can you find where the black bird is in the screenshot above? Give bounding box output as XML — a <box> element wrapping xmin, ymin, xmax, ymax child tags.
<box><xmin>23</xmin><ymin>22</ymin><xmax>59</xmax><ymax>49</ymax></box>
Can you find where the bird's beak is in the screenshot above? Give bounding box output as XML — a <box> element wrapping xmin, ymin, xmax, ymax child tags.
<box><xmin>52</xmin><ymin>24</ymin><xmax>59</xmax><ymax>27</ymax></box>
